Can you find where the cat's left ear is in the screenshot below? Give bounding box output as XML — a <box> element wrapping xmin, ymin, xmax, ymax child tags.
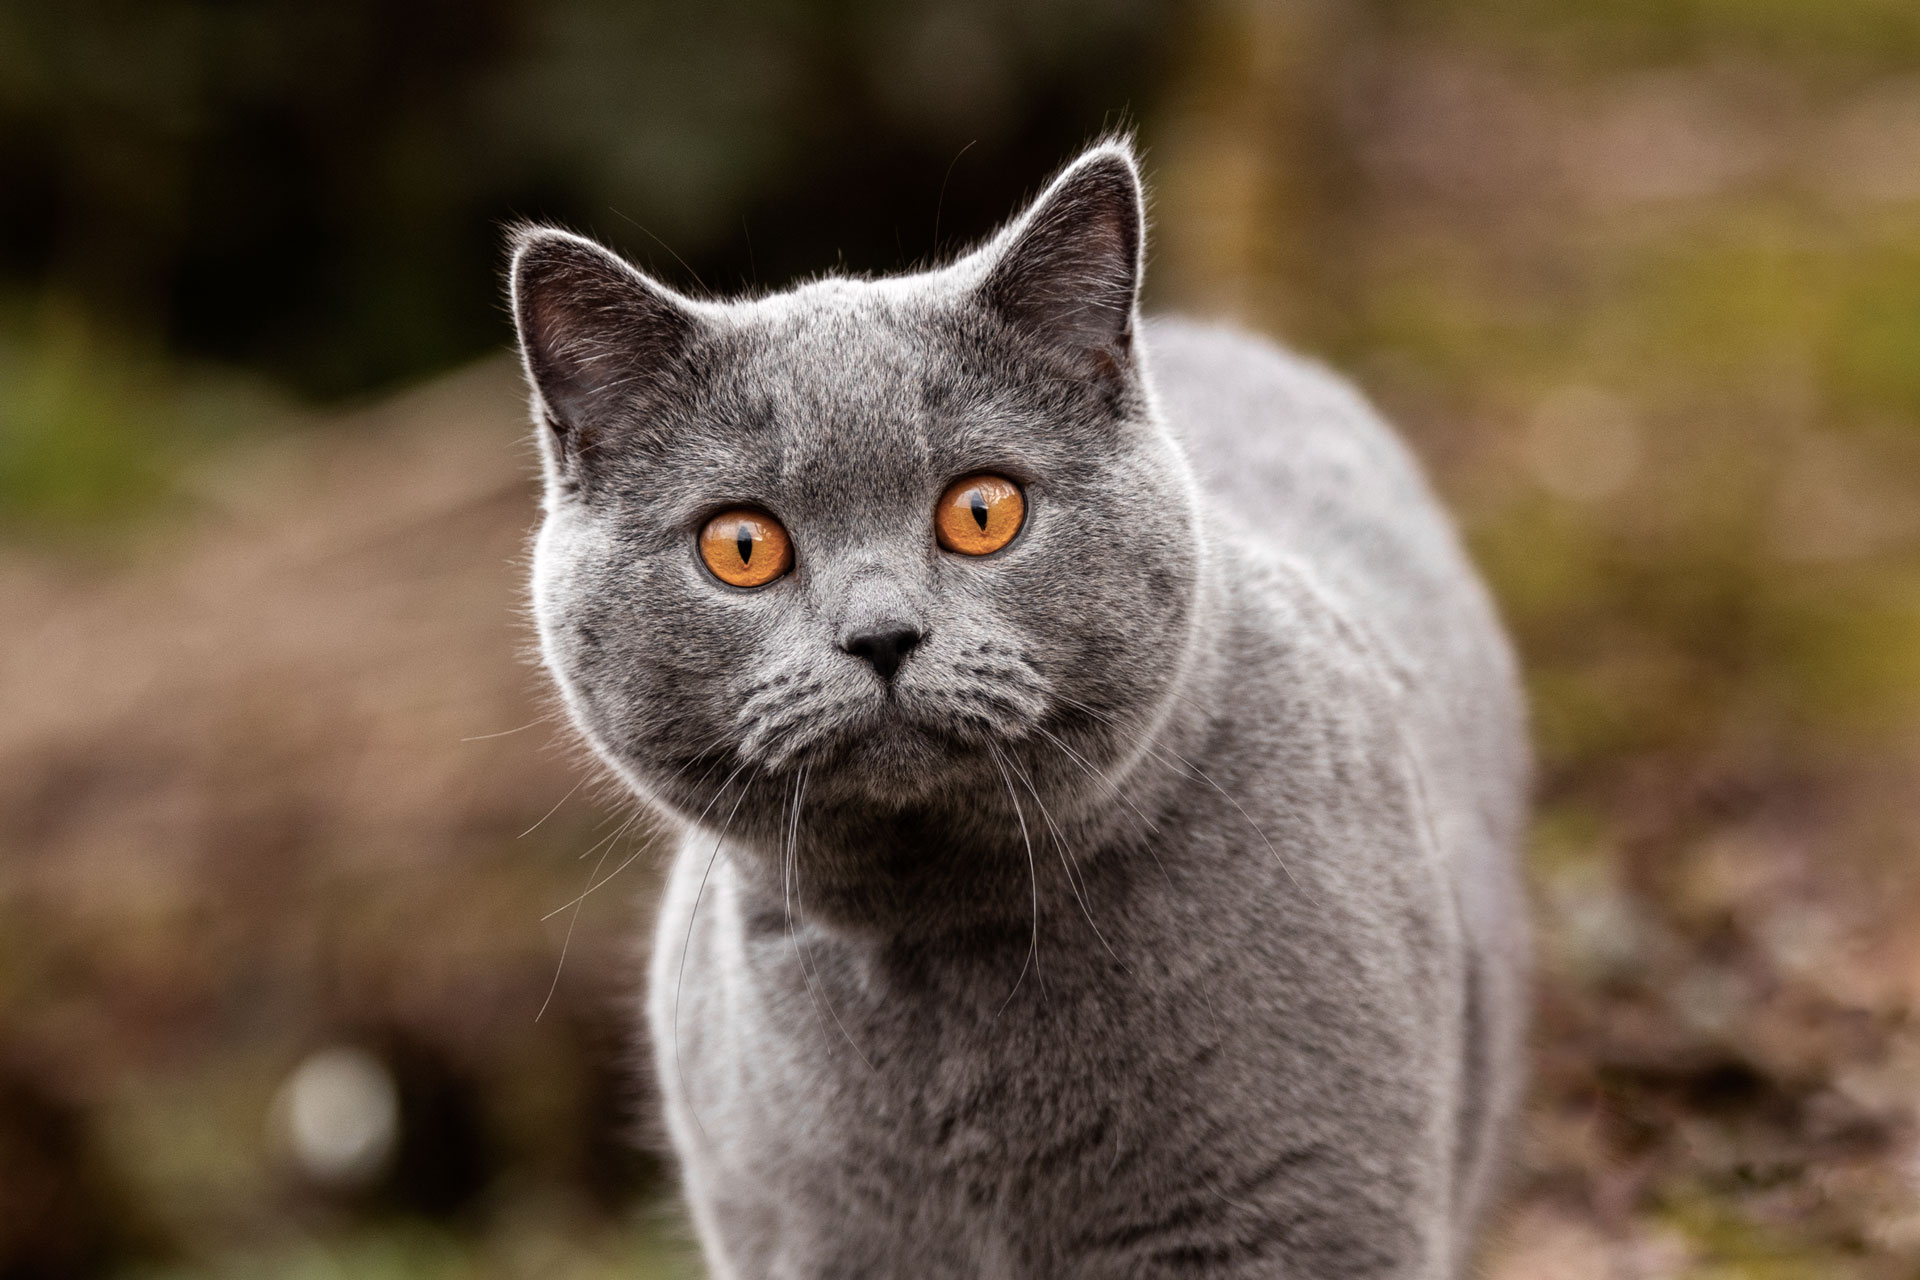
<box><xmin>976</xmin><ymin>141</ymin><xmax>1145</xmax><ymax>379</ymax></box>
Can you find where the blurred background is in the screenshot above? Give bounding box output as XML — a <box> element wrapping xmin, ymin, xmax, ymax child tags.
<box><xmin>3</xmin><ymin>0</ymin><xmax>1920</xmax><ymax>1275</ymax></box>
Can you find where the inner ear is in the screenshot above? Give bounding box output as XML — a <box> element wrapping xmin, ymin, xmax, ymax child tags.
<box><xmin>978</xmin><ymin>144</ymin><xmax>1145</xmax><ymax>375</ymax></box>
<box><xmin>509</xmin><ymin>227</ymin><xmax>700</xmax><ymax>463</ymax></box>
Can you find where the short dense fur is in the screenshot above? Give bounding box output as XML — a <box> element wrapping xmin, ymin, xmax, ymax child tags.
<box><xmin>510</xmin><ymin>142</ymin><xmax>1530</xmax><ymax>1278</ymax></box>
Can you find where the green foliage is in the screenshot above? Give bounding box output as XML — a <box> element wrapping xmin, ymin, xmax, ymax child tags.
<box><xmin>0</xmin><ymin>303</ymin><xmax>178</xmax><ymax>529</ymax></box>
<box><xmin>0</xmin><ymin>298</ymin><xmax>290</xmax><ymax>533</ymax></box>
<box><xmin>1410</xmin><ymin>0</ymin><xmax>1920</xmax><ymax>72</ymax></box>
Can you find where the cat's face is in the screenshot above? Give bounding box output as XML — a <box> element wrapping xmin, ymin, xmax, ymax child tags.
<box><xmin>514</xmin><ymin>144</ymin><xmax>1201</xmax><ymax>854</ymax></box>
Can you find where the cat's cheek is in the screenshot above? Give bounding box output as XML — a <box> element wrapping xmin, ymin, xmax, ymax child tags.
<box><xmin>530</xmin><ymin>521</ymin><xmax>598</xmax><ymax>676</ymax></box>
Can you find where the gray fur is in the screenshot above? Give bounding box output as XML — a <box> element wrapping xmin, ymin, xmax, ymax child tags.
<box><xmin>509</xmin><ymin>141</ymin><xmax>1530</xmax><ymax>1278</ymax></box>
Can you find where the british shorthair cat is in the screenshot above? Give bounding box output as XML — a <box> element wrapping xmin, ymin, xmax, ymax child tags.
<box><xmin>510</xmin><ymin>139</ymin><xmax>1530</xmax><ymax>1278</ymax></box>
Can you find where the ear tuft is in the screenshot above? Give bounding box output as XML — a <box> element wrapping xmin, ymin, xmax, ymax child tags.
<box><xmin>508</xmin><ymin>227</ymin><xmax>698</xmax><ymax>462</ymax></box>
<box><xmin>979</xmin><ymin>142</ymin><xmax>1145</xmax><ymax>375</ymax></box>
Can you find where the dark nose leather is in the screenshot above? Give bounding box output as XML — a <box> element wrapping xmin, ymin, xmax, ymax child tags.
<box><xmin>841</xmin><ymin>625</ymin><xmax>923</xmax><ymax>682</ymax></box>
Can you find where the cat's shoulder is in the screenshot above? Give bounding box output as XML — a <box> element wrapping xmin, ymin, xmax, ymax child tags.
<box><xmin>1140</xmin><ymin>316</ymin><xmax>1381</xmax><ymax>431</ymax></box>
<box><xmin>1138</xmin><ymin>316</ymin><xmax>1414</xmax><ymax>472</ymax></box>
<box><xmin>1139</xmin><ymin>315</ymin><xmax>1440</xmax><ymax>534</ymax></box>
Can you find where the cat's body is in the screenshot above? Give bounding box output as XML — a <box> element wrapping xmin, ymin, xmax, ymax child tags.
<box><xmin>512</xmin><ymin>143</ymin><xmax>1529</xmax><ymax>1279</ymax></box>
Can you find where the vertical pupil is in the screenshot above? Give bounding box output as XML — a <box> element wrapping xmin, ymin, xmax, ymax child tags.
<box><xmin>736</xmin><ymin>524</ymin><xmax>755</xmax><ymax>565</ymax></box>
<box><xmin>969</xmin><ymin>491</ymin><xmax>990</xmax><ymax>531</ymax></box>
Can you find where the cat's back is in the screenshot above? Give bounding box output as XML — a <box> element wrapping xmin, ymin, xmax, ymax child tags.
<box><xmin>1143</xmin><ymin>315</ymin><xmax>1523</xmax><ymax>776</ymax></box>
<box><xmin>1145</xmin><ymin>318</ymin><xmax>1532</xmax><ymax>1244</ymax></box>
<box><xmin>1143</xmin><ymin>312</ymin><xmax>1529</xmax><ymax>973</ymax></box>
<box><xmin>1143</xmin><ymin>318</ymin><xmax>1474</xmax><ymax>663</ymax></box>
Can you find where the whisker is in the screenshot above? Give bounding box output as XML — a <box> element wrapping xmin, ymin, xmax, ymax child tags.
<box><xmin>533</xmin><ymin>796</ymin><xmax>655</xmax><ymax>1021</ymax></box>
<box><xmin>783</xmin><ymin>765</ymin><xmax>863</xmax><ymax>1067</ymax></box>
<box><xmin>1033</xmin><ymin>722</ymin><xmax>1178</xmax><ymax>898</ymax></box>
<box><xmin>1054</xmin><ymin>693</ymin><xmax>1316</xmax><ymax>907</ymax></box>
<box><xmin>790</xmin><ymin>822</ymin><xmax>878</xmax><ymax>1073</ymax></box>
<box><xmin>535</xmin><ymin>831</ymin><xmax>616</xmax><ymax>1023</ymax></box>
<box><xmin>1002</xmin><ymin>747</ymin><xmax>1125</xmax><ymax>971</ymax></box>
<box><xmin>578</xmin><ymin>805</ymin><xmax>645</xmax><ymax>859</ymax></box>
<box><xmin>1032</xmin><ymin>724</ymin><xmax>1160</xmax><ymax>837</ymax></box>
<box><xmin>462</xmin><ymin>716</ymin><xmax>551</xmax><ymax>742</ymax></box>
<box><xmin>545</xmin><ymin>755</ymin><xmax>742</xmax><ymax>918</ymax></box>
<box><xmin>987</xmin><ymin>742</ymin><xmax>1043</xmax><ymax>1018</ymax></box>
<box><xmin>665</xmin><ymin>730</ymin><xmax>744</xmax><ymax>798</ymax></box>
<box><xmin>519</xmin><ymin>776</ymin><xmax>587</xmax><ymax>840</ymax></box>
<box><xmin>542</xmin><ymin>810</ymin><xmax>645</xmax><ymax>911</ymax></box>
<box><xmin>674</xmin><ymin>765</ymin><xmax>758</xmax><ymax>1142</ymax></box>
<box><xmin>1042</xmin><ymin>705</ymin><xmax>1235</xmax><ymax>1048</ymax></box>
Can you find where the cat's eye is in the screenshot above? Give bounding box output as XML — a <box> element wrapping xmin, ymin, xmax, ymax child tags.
<box><xmin>699</xmin><ymin>509</ymin><xmax>793</xmax><ymax>588</ymax></box>
<box><xmin>935</xmin><ymin>474</ymin><xmax>1025</xmax><ymax>556</ymax></box>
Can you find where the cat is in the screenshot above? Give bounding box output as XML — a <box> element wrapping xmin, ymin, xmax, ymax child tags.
<box><xmin>509</xmin><ymin>139</ymin><xmax>1530</xmax><ymax>1279</ymax></box>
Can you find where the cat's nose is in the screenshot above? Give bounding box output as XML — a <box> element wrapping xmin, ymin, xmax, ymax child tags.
<box><xmin>840</xmin><ymin>624</ymin><xmax>923</xmax><ymax>682</ymax></box>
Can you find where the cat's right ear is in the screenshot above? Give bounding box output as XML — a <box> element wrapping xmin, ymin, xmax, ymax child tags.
<box><xmin>509</xmin><ymin>226</ymin><xmax>700</xmax><ymax>478</ymax></box>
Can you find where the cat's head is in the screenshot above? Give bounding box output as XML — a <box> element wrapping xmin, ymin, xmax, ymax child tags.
<box><xmin>511</xmin><ymin>142</ymin><xmax>1204</xmax><ymax>855</ymax></box>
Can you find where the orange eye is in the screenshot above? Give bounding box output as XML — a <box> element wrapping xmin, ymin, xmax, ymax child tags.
<box><xmin>699</xmin><ymin>509</ymin><xmax>793</xmax><ymax>587</ymax></box>
<box><xmin>935</xmin><ymin>474</ymin><xmax>1025</xmax><ymax>556</ymax></box>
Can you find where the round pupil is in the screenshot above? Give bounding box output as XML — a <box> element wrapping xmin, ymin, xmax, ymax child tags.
<box><xmin>969</xmin><ymin>490</ymin><xmax>990</xmax><ymax>531</ymax></box>
<box><xmin>735</xmin><ymin>524</ymin><xmax>755</xmax><ymax>565</ymax></box>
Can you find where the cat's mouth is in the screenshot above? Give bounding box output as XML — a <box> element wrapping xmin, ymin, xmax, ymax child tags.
<box><xmin>803</xmin><ymin>699</ymin><xmax>995</xmax><ymax>766</ymax></box>
<box><xmin>733</xmin><ymin>682</ymin><xmax>1038</xmax><ymax>796</ymax></box>
<box><xmin>726</xmin><ymin>654</ymin><xmax>1053</xmax><ymax>805</ymax></box>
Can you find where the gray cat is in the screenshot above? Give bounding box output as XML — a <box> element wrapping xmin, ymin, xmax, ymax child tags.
<box><xmin>509</xmin><ymin>140</ymin><xmax>1530</xmax><ymax>1278</ymax></box>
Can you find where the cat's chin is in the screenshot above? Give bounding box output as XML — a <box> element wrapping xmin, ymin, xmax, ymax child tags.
<box><xmin>789</xmin><ymin>715</ymin><xmax>1005</xmax><ymax>810</ymax></box>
